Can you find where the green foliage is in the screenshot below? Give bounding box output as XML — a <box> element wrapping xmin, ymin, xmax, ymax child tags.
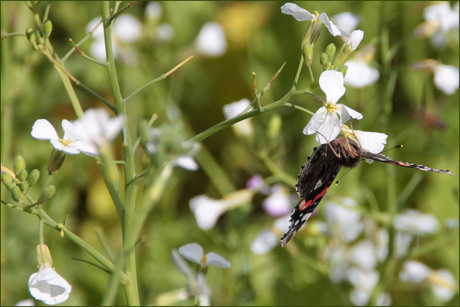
<box><xmin>1</xmin><ymin>1</ymin><xmax>458</xmax><ymax>306</ymax></box>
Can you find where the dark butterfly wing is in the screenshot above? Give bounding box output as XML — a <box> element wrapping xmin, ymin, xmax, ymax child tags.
<box><xmin>358</xmin><ymin>149</ymin><xmax>455</xmax><ymax>175</ymax></box>
<box><xmin>281</xmin><ymin>143</ymin><xmax>343</xmax><ymax>247</ymax></box>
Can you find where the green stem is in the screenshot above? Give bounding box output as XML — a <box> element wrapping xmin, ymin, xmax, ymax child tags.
<box><xmin>102</xmin><ymin>2</ymin><xmax>139</xmax><ymax>305</ymax></box>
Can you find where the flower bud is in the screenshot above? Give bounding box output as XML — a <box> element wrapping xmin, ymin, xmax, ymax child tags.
<box><xmin>339</xmin><ymin>65</ymin><xmax>348</xmax><ymax>75</ymax></box>
<box><xmin>320</xmin><ymin>52</ymin><xmax>329</xmax><ymax>67</ymax></box>
<box><xmin>18</xmin><ymin>169</ymin><xmax>28</xmax><ymax>182</ymax></box>
<box><xmin>13</xmin><ymin>155</ymin><xmax>26</xmax><ymax>176</ymax></box>
<box><xmin>28</xmin><ymin>169</ymin><xmax>40</xmax><ymax>186</ymax></box>
<box><xmin>43</xmin><ymin>20</ymin><xmax>53</xmax><ymax>39</ymax></box>
<box><xmin>36</xmin><ymin>244</ymin><xmax>53</xmax><ymax>267</ymax></box>
<box><xmin>325</xmin><ymin>43</ymin><xmax>336</xmax><ymax>59</ymax></box>
<box><xmin>2</xmin><ymin>172</ymin><xmax>13</xmax><ymax>185</ymax></box>
<box><xmin>47</xmin><ymin>149</ymin><xmax>66</xmax><ymax>175</ymax></box>
<box><xmin>302</xmin><ymin>43</ymin><xmax>314</xmax><ymax>66</ymax></box>
<box><xmin>267</xmin><ymin>114</ymin><xmax>282</xmax><ymax>140</ymax></box>
<box><xmin>11</xmin><ymin>186</ymin><xmax>22</xmax><ymax>202</ymax></box>
<box><xmin>38</xmin><ymin>185</ymin><xmax>56</xmax><ymax>204</ymax></box>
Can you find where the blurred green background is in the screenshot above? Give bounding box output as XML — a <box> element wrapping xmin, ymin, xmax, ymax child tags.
<box><xmin>1</xmin><ymin>1</ymin><xmax>458</xmax><ymax>305</ymax></box>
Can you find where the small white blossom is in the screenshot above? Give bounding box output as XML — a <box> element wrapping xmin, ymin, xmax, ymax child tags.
<box><xmin>14</xmin><ymin>299</ymin><xmax>35</xmax><ymax>306</ymax></box>
<box><xmin>196</xmin><ymin>22</ymin><xmax>227</xmax><ymax>57</ymax></box>
<box><xmin>345</xmin><ymin>59</ymin><xmax>379</xmax><ymax>88</ymax></box>
<box><xmin>70</xmin><ymin>108</ymin><xmax>125</xmax><ymax>155</ymax></box>
<box><xmin>223</xmin><ymin>98</ymin><xmax>253</xmax><ymax>136</ymax></box>
<box><xmin>434</xmin><ymin>64</ymin><xmax>459</xmax><ymax>95</ymax></box>
<box><xmin>31</xmin><ymin>119</ymin><xmax>98</xmax><ymax>157</ymax></box>
<box><xmin>251</xmin><ymin>229</ymin><xmax>279</xmax><ymax>254</ymax></box>
<box><xmin>281</xmin><ymin>3</ymin><xmax>349</xmax><ymax>37</ymax></box>
<box><xmin>145</xmin><ymin>1</ymin><xmax>162</xmax><ymax>21</ymax></box>
<box><xmin>28</xmin><ymin>265</ymin><xmax>71</xmax><ymax>305</ymax></box>
<box><xmin>190</xmin><ymin>190</ymin><xmax>253</xmax><ymax>230</ymax></box>
<box><xmin>399</xmin><ymin>260</ymin><xmax>431</xmax><ymax>284</ymax></box>
<box><xmin>346</xmin><ymin>30</ymin><xmax>364</xmax><ymax>51</ymax></box>
<box><xmin>86</xmin><ymin>15</ymin><xmax>142</xmax><ymax>62</ymax></box>
<box><xmin>341</xmin><ymin>125</ymin><xmax>388</xmax><ymax>154</ymax></box>
<box><xmin>323</xmin><ymin>197</ymin><xmax>363</xmax><ymax>242</ymax></box>
<box><xmin>394</xmin><ymin>209</ymin><xmax>439</xmax><ymax>236</ymax></box>
<box><xmin>178</xmin><ymin>243</ymin><xmax>231</xmax><ymax>268</ymax></box>
<box><xmin>303</xmin><ymin>70</ymin><xmax>363</xmax><ymax>143</ymax></box>
<box><xmin>332</xmin><ymin>12</ymin><xmax>361</xmax><ymax>33</ymax></box>
<box><xmin>262</xmin><ymin>185</ymin><xmax>292</xmax><ymax>217</ymax></box>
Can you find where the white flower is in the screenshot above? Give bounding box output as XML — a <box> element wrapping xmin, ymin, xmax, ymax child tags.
<box><xmin>223</xmin><ymin>98</ymin><xmax>253</xmax><ymax>136</ymax></box>
<box><xmin>399</xmin><ymin>260</ymin><xmax>431</xmax><ymax>284</ymax></box>
<box><xmin>434</xmin><ymin>64</ymin><xmax>459</xmax><ymax>95</ymax></box>
<box><xmin>332</xmin><ymin>12</ymin><xmax>361</xmax><ymax>33</ymax></box>
<box><xmin>156</xmin><ymin>23</ymin><xmax>174</xmax><ymax>42</ymax></box>
<box><xmin>174</xmin><ymin>156</ymin><xmax>199</xmax><ymax>171</ymax></box>
<box><xmin>28</xmin><ymin>265</ymin><xmax>71</xmax><ymax>305</ymax></box>
<box><xmin>190</xmin><ymin>190</ymin><xmax>253</xmax><ymax>230</ymax></box>
<box><xmin>399</xmin><ymin>260</ymin><xmax>458</xmax><ymax>302</ymax></box>
<box><xmin>323</xmin><ymin>197</ymin><xmax>363</xmax><ymax>242</ymax></box>
<box><xmin>346</xmin><ymin>267</ymin><xmax>380</xmax><ymax>306</ymax></box>
<box><xmin>70</xmin><ymin>108</ymin><xmax>125</xmax><ymax>155</ymax></box>
<box><xmin>262</xmin><ymin>185</ymin><xmax>292</xmax><ymax>217</ymax></box>
<box><xmin>394</xmin><ymin>209</ymin><xmax>439</xmax><ymax>236</ymax></box>
<box><xmin>196</xmin><ymin>22</ymin><xmax>227</xmax><ymax>57</ymax></box>
<box><xmin>250</xmin><ymin>215</ymin><xmax>291</xmax><ymax>254</ymax></box>
<box><xmin>31</xmin><ymin>119</ymin><xmax>98</xmax><ymax>157</ymax></box>
<box><xmin>345</xmin><ymin>59</ymin><xmax>379</xmax><ymax>88</ymax></box>
<box><xmin>251</xmin><ymin>229</ymin><xmax>279</xmax><ymax>254</ymax></box>
<box><xmin>145</xmin><ymin>1</ymin><xmax>162</xmax><ymax>21</ymax></box>
<box><xmin>178</xmin><ymin>243</ymin><xmax>231</xmax><ymax>268</ymax></box>
<box><xmin>15</xmin><ymin>299</ymin><xmax>35</xmax><ymax>306</ymax></box>
<box><xmin>303</xmin><ymin>70</ymin><xmax>363</xmax><ymax>144</ymax></box>
<box><xmin>281</xmin><ymin>3</ymin><xmax>349</xmax><ymax>37</ymax></box>
<box><xmin>86</xmin><ymin>15</ymin><xmax>142</xmax><ymax>62</ymax></box>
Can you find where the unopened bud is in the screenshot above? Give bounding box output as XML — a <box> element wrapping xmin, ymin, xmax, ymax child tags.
<box><xmin>339</xmin><ymin>65</ymin><xmax>348</xmax><ymax>75</ymax></box>
<box><xmin>18</xmin><ymin>169</ymin><xmax>28</xmax><ymax>182</ymax></box>
<box><xmin>28</xmin><ymin>169</ymin><xmax>40</xmax><ymax>186</ymax></box>
<box><xmin>11</xmin><ymin>186</ymin><xmax>22</xmax><ymax>202</ymax></box>
<box><xmin>36</xmin><ymin>244</ymin><xmax>53</xmax><ymax>267</ymax></box>
<box><xmin>18</xmin><ymin>181</ymin><xmax>29</xmax><ymax>192</ymax></box>
<box><xmin>2</xmin><ymin>172</ymin><xmax>13</xmax><ymax>185</ymax></box>
<box><xmin>267</xmin><ymin>114</ymin><xmax>282</xmax><ymax>140</ymax></box>
<box><xmin>325</xmin><ymin>43</ymin><xmax>336</xmax><ymax>59</ymax></box>
<box><xmin>43</xmin><ymin>20</ymin><xmax>53</xmax><ymax>39</ymax></box>
<box><xmin>38</xmin><ymin>185</ymin><xmax>56</xmax><ymax>204</ymax></box>
<box><xmin>13</xmin><ymin>155</ymin><xmax>26</xmax><ymax>176</ymax></box>
<box><xmin>302</xmin><ymin>43</ymin><xmax>313</xmax><ymax>66</ymax></box>
<box><xmin>47</xmin><ymin>149</ymin><xmax>66</xmax><ymax>175</ymax></box>
<box><xmin>320</xmin><ymin>52</ymin><xmax>329</xmax><ymax>66</ymax></box>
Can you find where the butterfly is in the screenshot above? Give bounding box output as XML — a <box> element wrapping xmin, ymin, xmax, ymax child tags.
<box><xmin>281</xmin><ymin>137</ymin><xmax>454</xmax><ymax>247</ymax></box>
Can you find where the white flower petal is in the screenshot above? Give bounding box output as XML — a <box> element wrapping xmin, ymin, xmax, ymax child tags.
<box><xmin>251</xmin><ymin>229</ymin><xmax>279</xmax><ymax>254</ymax></box>
<box><xmin>28</xmin><ymin>266</ymin><xmax>71</xmax><ymax>305</ymax></box>
<box><xmin>190</xmin><ymin>195</ymin><xmax>226</xmax><ymax>230</ymax></box>
<box><xmin>31</xmin><ymin>119</ymin><xmax>59</xmax><ymax>141</ymax></box>
<box><xmin>14</xmin><ymin>299</ymin><xmax>35</xmax><ymax>306</ymax></box>
<box><xmin>346</xmin><ymin>30</ymin><xmax>364</xmax><ymax>50</ymax></box>
<box><xmin>344</xmin><ymin>59</ymin><xmax>380</xmax><ymax>88</ymax></box>
<box><xmin>206</xmin><ymin>252</ymin><xmax>231</xmax><ymax>268</ymax></box>
<box><xmin>319</xmin><ymin>70</ymin><xmax>346</xmax><ymax>104</ymax></box>
<box><xmin>196</xmin><ymin>22</ymin><xmax>227</xmax><ymax>57</ymax></box>
<box><xmin>49</xmin><ymin>139</ymin><xmax>80</xmax><ymax>155</ymax></box>
<box><xmin>394</xmin><ymin>209</ymin><xmax>439</xmax><ymax>236</ymax></box>
<box><xmin>280</xmin><ymin>3</ymin><xmax>314</xmax><ymax>21</ymax></box>
<box><xmin>319</xmin><ymin>12</ymin><xmax>348</xmax><ymax>37</ymax></box>
<box><xmin>338</xmin><ymin>104</ymin><xmax>363</xmax><ymax>122</ymax></box>
<box><xmin>324</xmin><ymin>198</ymin><xmax>363</xmax><ymax>242</ymax></box>
<box><xmin>113</xmin><ymin>14</ymin><xmax>142</xmax><ymax>43</ymax></box>
<box><xmin>145</xmin><ymin>1</ymin><xmax>162</xmax><ymax>20</ymax></box>
<box><xmin>178</xmin><ymin>243</ymin><xmax>204</xmax><ymax>264</ymax></box>
<box><xmin>399</xmin><ymin>260</ymin><xmax>431</xmax><ymax>284</ymax></box>
<box><xmin>333</xmin><ymin>12</ymin><xmax>361</xmax><ymax>33</ymax></box>
<box><xmin>315</xmin><ymin>112</ymin><xmax>342</xmax><ymax>144</ymax></box>
<box><xmin>175</xmin><ymin>156</ymin><xmax>199</xmax><ymax>171</ymax></box>
<box><xmin>434</xmin><ymin>65</ymin><xmax>459</xmax><ymax>95</ymax></box>
<box><xmin>303</xmin><ymin>107</ymin><xmax>328</xmax><ymax>135</ymax></box>
<box><xmin>354</xmin><ymin>131</ymin><xmax>387</xmax><ymax>154</ymax></box>
<box><xmin>430</xmin><ymin>269</ymin><xmax>457</xmax><ymax>302</ymax></box>
<box><xmin>262</xmin><ymin>186</ymin><xmax>292</xmax><ymax>217</ymax></box>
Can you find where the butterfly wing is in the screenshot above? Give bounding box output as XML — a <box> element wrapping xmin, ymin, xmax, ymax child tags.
<box><xmin>358</xmin><ymin>149</ymin><xmax>455</xmax><ymax>175</ymax></box>
<box><xmin>281</xmin><ymin>144</ymin><xmax>344</xmax><ymax>247</ymax></box>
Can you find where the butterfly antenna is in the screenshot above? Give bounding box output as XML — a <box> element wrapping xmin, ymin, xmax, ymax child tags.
<box><xmin>316</xmin><ymin>131</ymin><xmax>341</xmax><ymax>158</ymax></box>
<box><xmin>381</xmin><ymin>144</ymin><xmax>403</xmax><ymax>154</ymax></box>
<box><xmin>334</xmin><ymin>167</ymin><xmax>353</xmax><ymax>186</ymax></box>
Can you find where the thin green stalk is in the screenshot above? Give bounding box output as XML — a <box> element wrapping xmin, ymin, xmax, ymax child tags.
<box><xmin>102</xmin><ymin>2</ymin><xmax>139</xmax><ymax>305</ymax></box>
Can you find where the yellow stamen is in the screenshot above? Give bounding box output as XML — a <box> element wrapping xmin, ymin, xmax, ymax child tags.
<box><xmin>323</xmin><ymin>102</ymin><xmax>339</xmax><ymax>113</ymax></box>
<box><xmin>60</xmin><ymin>139</ymin><xmax>72</xmax><ymax>146</ymax></box>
